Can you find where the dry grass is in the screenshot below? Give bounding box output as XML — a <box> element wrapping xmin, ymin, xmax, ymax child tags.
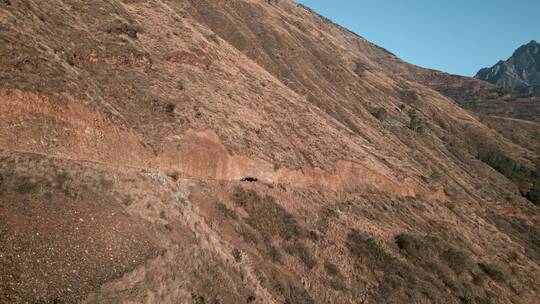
<box><xmin>232</xmin><ymin>187</ymin><xmax>304</xmax><ymax>240</ymax></box>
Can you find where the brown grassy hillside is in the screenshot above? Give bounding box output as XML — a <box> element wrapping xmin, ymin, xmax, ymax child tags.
<box><xmin>0</xmin><ymin>1</ymin><xmax>539</xmax><ymax>303</ymax></box>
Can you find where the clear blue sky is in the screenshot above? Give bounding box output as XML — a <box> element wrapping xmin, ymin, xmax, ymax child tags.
<box><xmin>296</xmin><ymin>0</ymin><xmax>540</xmax><ymax>76</ymax></box>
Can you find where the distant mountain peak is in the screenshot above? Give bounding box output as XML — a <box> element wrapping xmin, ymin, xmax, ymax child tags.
<box><xmin>476</xmin><ymin>40</ymin><xmax>540</xmax><ymax>96</ymax></box>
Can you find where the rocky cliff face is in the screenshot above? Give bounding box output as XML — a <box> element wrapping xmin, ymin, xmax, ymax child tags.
<box><xmin>476</xmin><ymin>40</ymin><xmax>540</xmax><ymax>96</ymax></box>
<box><xmin>0</xmin><ymin>1</ymin><xmax>539</xmax><ymax>303</ymax></box>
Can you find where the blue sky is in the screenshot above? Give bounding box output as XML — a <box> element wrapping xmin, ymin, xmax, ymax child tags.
<box><xmin>296</xmin><ymin>0</ymin><xmax>540</xmax><ymax>76</ymax></box>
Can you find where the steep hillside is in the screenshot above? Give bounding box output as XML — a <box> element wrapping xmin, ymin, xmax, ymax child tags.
<box><xmin>1</xmin><ymin>1</ymin><xmax>539</xmax><ymax>303</ymax></box>
<box><xmin>476</xmin><ymin>40</ymin><xmax>540</xmax><ymax>97</ymax></box>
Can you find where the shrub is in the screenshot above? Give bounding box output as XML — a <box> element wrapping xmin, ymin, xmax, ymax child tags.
<box><xmin>477</xmin><ymin>150</ymin><xmax>533</xmax><ymax>182</ymax></box>
<box><xmin>107</xmin><ymin>21</ymin><xmax>140</xmax><ymax>39</ymax></box>
<box><xmin>284</xmin><ymin>242</ymin><xmax>318</xmax><ymax>269</ymax></box>
<box><xmin>208</xmin><ymin>34</ymin><xmax>220</xmax><ymax>44</ymax></box>
<box><xmin>255</xmin><ymin>268</ymin><xmax>267</xmax><ymax>284</ymax></box>
<box><xmin>349</xmin><ymin>231</ymin><xmax>403</xmax><ymax>264</ymax></box>
<box><xmin>238</xmin><ymin>226</ymin><xmax>259</xmax><ymax>244</ymax></box>
<box><xmin>167</xmin><ymin>171</ymin><xmax>179</xmax><ymax>181</ymax></box>
<box><xmin>66</xmin><ymin>54</ymin><xmax>76</xmax><ymax>66</ymax></box>
<box><xmin>370</xmin><ymin>107</ymin><xmax>387</xmax><ymax>121</ymax></box>
<box><xmin>217</xmin><ymin>203</ymin><xmax>238</xmax><ymax>220</ymax></box>
<box><xmin>266</xmin><ymin>245</ymin><xmax>282</xmax><ymax>263</ymax></box>
<box><xmin>324</xmin><ymin>261</ymin><xmax>340</xmax><ymax>276</ymax></box>
<box><xmin>232</xmin><ymin>248</ymin><xmax>242</xmax><ymax>262</ymax></box>
<box><xmin>477</xmin><ymin>149</ymin><xmax>540</xmax><ymax>202</ymax></box>
<box><xmin>354</xmin><ymin>61</ymin><xmax>367</xmax><ymax>77</ymax></box>
<box><xmin>525</xmin><ymin>182</ymin><xmax>540</xmax><ymax>206</ymax></box>
<box><xmin>99</xmin><ymin>178</ymin><xmax>113</xmax><ymax>189</ymax></box>
<box><xmin>307</xmin><ymin>230</ymin><xmax>320</xmax><ymax>241</ymax></box>
<box><xmin>327</xmin><ymin>279</ymin><xmax>348</xmax><ymax>291</ymax></box>
<box><xmin>281</xmin><ymin>282</ymin><xmax>316</xmax><ymax>304</ymax></box>
<box><xmin>16</xmin><ymin>179</ymin><xmax>37</xmax><ymax>194</ymax></box>
<box><xmin>408</xmin><ymin>109</ymin><xmax>424</xmax><ymax>132</ymax></box>
<box><xmin>165</xmin><ymin>103</ymin><xmax>176</xmax><ymax>114</ymax></box>
<box><xmin>191</xmin><ymin>293</ymin><xmax>206</xmax><ymax>304</ymax></box>
<box><xmin>397</xmin><ymin>234</ymin><xmax>477</xmax><ymax>274</ymax></box>
<box><xmin>232</xmin><ymin>187</ymin><xmax>303</xmax><ymax>240</ymax></box>
<box><xmin>479</xmin><ymin>263</ymin><xmax>508</xmax><ymax>282</ymax></box>
<box><xmin>441</xmin><ymin>248</ymin><xmax>476</xmax><ymax>275</ymax></box>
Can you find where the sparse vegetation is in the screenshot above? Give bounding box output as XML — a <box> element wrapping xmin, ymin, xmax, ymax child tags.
<box><xmin>272</xmin><ymin>279</ymin><xmax>316</xmax><ymax>304</ymax></box>
<box><xmin>167</xmin><ymin>171</ymin><xmax>179</xmax><ymax>181</ymax></box>
<box><xmin>354</xmin><ymin>61</ymin><xmax>368</xmax><ymax>77</ymax></box>
<box><xmin>99</xmin><ymin>177</ymin><xmax>113</xmax><ymax>190</ymax></box>
<box><xmin>66</xmin><ymin>54</ymin><xmax>76</xmax><ymax>66</ymax></box>
<box><xmin>348</xmin><ymin>231</ymin><xmax>403</xmax><ymax>263</ymax></box>
<box><xmin>369</xmin><ymin>107</ymin><xmax>387</xmax><ymax>121</ymax></box>
<box><xmin>255</xmin><ymin>268</ymin><xmax>267</xmax><ymax>284</ymax></box>
<box><xmin>16</xmin><ymin>178</ymin><xmax>37</xmax><ymax>194</ymax></box>
<box><xmin>232</xmin><ymin>248</ymin><xmax>242</xmax><ymax>262</ymax></box>
<box><xmin>217</xmin><ymin>203</ymin><xmax>238</xmax><ymax>220</ymax></box>
<box><xmin>159</xmin><ymin>210</ymin><xmax>167</xmax><ymax>219</ymax></box>
<box><xmin>395</xmin><ymin>234</ymin><xmax>493</xmax><ymax>301</ymax></box>
<box><xmin>2</xmin><ymin>1</ymin><xmax>539</xmax><ymax>303</ymax></box>
<box><xmin>324</xmin><ymin>261</ymin><xmax>340</xmax><ymax>276</ymax></box>
<box><xmin>408</xmin><ymin>109</ymin><xmax>424</xmax><ymax>132</ymax></box>
<box><xmin>307</xmin><ymin>230</ymin><xmax>320</xmax><ymax>241</ymax></box>
<box><xmin>165</xmin><ymin>103</ymin><xmax>176</xmax><ymax>114</ymax></box>
<box><xmin>477</xmin><ymin>149</ymin><xmax>534</xmax><ymax>182</ymax></box>
<box><xmin>106</xmin><ymin>21</ymin><xmax>141</xmax><ymax>39</ymax></box>
<box><xmin>346</xmin><ymin>231</ymin><xmax>496</xmax><ymax>303</ymax></box>
<box><xmin>208</xmin><ymin>34</ymin><xmax>220</xmax><ymax>44</ymax></box>
<box><xmin>477</xmin><ymin>149</ymin><xmax>540</xmax><ymax>203</ymax></box>
<box><xmin>284</xmin><ymin>242</ymin><xmax>318</xmax><ymax>269</ymax></box>
<box><xmin>316</xmin><ymin>206</ymin><xmax>338</xmax><ymax>235</ymax></box>
<box><xmin>327</xmin><ymin>279</ymin><xmax>348</xmax><ymax>291</ymax></box>
<box><xmin>191</xmin><ymin>293</ymin><xmax>206</xmax><ymax>304</ymax></box>
<box><xmin>238</xmin><ymin>226</ymin><xmax>259</xmax><ymax>244</ymax></box>
<box><xmin>232</xmin><ymin>187</ymin><xmax>304</xmax><ymax>240</ymax></box>
<box><xmin>526</xmin><ymin>181</ymin><xmax>540</xmax><ymax>205</ymax></box>
<box><xmin>265</xmin><ymin>244</ymin><xmax>283</xmax><ymax>263</ymax></box>
<box><xmin>479</xmin><ymin>263</ymin><xmax>508</xmax><ymax>282</ymax></box>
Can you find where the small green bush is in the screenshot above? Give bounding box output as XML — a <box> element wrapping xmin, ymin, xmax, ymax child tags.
<box><xmin>526</xmin><ymin>182</ymin><xmax>540</xmax><ymax>206</ymax></box>
<box><xmin>477</xmin><ymin>150</ymin><xmax>533</xmax><ymax>181</ymax></box>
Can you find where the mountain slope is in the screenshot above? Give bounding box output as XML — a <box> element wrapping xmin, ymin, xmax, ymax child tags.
<box><xmin>1</xmin><ymin>1</ymin><xmax>539</xmax><ymax>303</ymax></box>
<box><xmin>476</xmin><ymin>40</ymin><xmax>540</xmax><ymax>96</ymax></box>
